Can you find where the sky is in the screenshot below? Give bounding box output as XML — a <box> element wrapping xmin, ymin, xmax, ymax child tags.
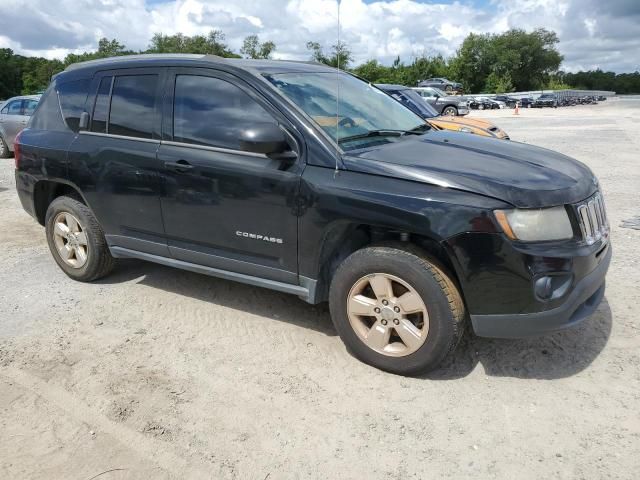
<box><xmin>0</xmin><ymin>0</ymin><xmax>638</xmax><ymax>72</ymax></box>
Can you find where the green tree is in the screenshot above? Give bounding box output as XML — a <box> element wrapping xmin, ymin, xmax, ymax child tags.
<box><xmin>306</xmin><ymin>41</ymin><xmax>353</xmax><ymax>69</ymax></box>
<box><xmin>451</xmin><ymin>28</ymin><xmax>563</xmax><ymax>93</ymax></box>
<box><xmin>240</xmin><ymin>35</ymin><xmax>276</xmax><ymax>59</ymax></box>
<box><xmin>147</xmin><ymin>30</ymin><xmax>239</xmax><ymax>57</ymax></box>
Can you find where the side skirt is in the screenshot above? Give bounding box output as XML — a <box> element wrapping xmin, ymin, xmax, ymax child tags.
<box><xmin>109</xmin><ymin>246</ymin><xmax>318</xmax><ymax>303</ymax></box>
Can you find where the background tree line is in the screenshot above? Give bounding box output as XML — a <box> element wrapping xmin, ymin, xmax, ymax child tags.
<box><xmin>1</xmin><ymin>28</ymin><xmax>638</xmax><ymax>99</ymax></box>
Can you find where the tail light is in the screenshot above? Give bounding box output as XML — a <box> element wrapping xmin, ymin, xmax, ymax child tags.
<box><xmin>14</xmin><ymin>130</ymin><xmax>23</xmax><ymax>169</ymax></box>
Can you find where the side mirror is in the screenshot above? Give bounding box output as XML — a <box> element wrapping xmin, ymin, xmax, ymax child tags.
<box><xmin>78</xmin><ymin>112</ymin><xmax>90</xmax><ymax>130</ymax></box>
<box><xmin>239</xmin><ymin>123</ymin><xmax>289</xmax><ymax>155</ymax></box>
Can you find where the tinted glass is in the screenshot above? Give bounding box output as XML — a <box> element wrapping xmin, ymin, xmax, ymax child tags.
<box><xmin>91</xmin><ymin>76</ymin><xmax>112</xmax><ymax>134</ymax></box>
<box><xmin>29</xmin><ymin>85</ymin><xmax>67</xmax><ymax>132</ymax></box>
<box><xmin>23</xmin><ymin>99</ymin><xmax>39</xmax><ymax>116</ymax></box>
<box><xmin>109</xmin><ymin>75</ymin><xmax>158</xmax><ymax>138</ymax></box>
<box><xmin>3</xmin><ymin>100</ymin><xmax>22</xmax><ymax>115</ymax></box>
<box><xmin>58</xmin><ymin>79</ymin><xmax>90</xmax><ymax>131</ymax></box>
<box><xmin>173</xmin><ymin>75</ymin><xmax>276</xmax><ymax>150</ymax></box>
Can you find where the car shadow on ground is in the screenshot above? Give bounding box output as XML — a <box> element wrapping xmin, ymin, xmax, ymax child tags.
<box><xmin>425</xmin><ymin>299</ymin><xmax>612</xmax><ymax>380</ymax></box>
<box><xmin>99</xmin><ymin>259</ymin><xmax>612</xmax><ymax>380</ymax></box>
<box><xmin>97</xmin><ymin>259</ymin><xmax>337</xmax><ymax>337</ymax></box>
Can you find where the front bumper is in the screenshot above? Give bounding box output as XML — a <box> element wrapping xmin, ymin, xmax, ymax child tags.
<box><xmin>471</xmin><ymin>245</ymin><xmax>611</xmax><ymax>338</ymax></box>
<box><xmin>457</xmin><ymin>107</ymin><xmax>470</xmax><ymax>115</ymax></box>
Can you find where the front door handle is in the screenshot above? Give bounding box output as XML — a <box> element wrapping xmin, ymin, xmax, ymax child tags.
<box><xmin>164</xmin><ymin>160</ymin><xmax>193</xmax><ymax>172</ymax></box>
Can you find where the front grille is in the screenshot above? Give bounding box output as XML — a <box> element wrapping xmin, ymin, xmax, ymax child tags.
<box><xmin>576</xmin><ymin>192</ymin><xmax>609</xmax><ymax>245</ymax></box>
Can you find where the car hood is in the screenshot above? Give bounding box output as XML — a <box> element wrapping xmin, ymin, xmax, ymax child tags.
<box><xmin>432</xmin><ymin>116</ymin><xmax>494</xmax><ymax>130</ymax></box>
<box><xmin>342</xmin><ymin>131</ymin><xmax>596</xmax><ymax>208</ymax></box>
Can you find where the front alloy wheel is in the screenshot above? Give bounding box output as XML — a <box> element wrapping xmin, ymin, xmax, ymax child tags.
<box><xmin>442</xmin><ymin>106</ymin><xmax>457</xmax><ymax>116</ymax></box>
<box><xmin>329</xmin><ymin>245</ymin><xmax>465</xmax><ymax>375</ymax></box>
<box><xmin>347</xmin><ymin>273</ymin><xmax>429</xmax><ymax>357</ymax></box>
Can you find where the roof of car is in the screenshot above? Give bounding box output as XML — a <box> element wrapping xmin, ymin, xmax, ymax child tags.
<box><xmin>2</xmin><ymin>94</ymin><xmax>41</xmax><ymax>102</ymax></box>
<box><xmin>375</xmin><ymin>83</ymin><xmax>410</xmax><ymax>91</ymax></box>
<box><xmin>63</xmin><ymin>54</ymin><xmax>337</xmax><ymax>76</ymax></box>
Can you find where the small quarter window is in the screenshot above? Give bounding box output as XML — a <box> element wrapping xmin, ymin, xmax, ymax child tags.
<box><xmin>58</xmin><ymin>79</ymin><xmax>90</xmax><ymax>131</ymax></box>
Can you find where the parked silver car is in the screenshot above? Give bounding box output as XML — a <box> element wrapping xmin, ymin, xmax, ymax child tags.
<box><xmin>0</xmin><ymin>95</ymin><xmax>40</xmax><ymax>157</ymax></box>
<box><xmin>412</xmin><ymin>87</ymin><xmax>469</xmax><ymax>116</ymax></box>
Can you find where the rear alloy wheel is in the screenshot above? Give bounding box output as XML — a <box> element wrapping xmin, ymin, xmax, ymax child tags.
<box><xmin>52</xmin><ymin>212</ymin><xmax>89</xmax><ymax>269</ymax></box>
<box><xmin>329</xmin><ymin>245</ymin><xmax>465</xmax><ymax>375</ymax></box>
<box><xmin>45</xmin><ymin>195</ymin><xmax>115</xmax><ymax>282</ymax></box>
<box><xmin>442</xmin><ymin>106</ymin><xmax>458</xmax><ymax>116</ymax></box>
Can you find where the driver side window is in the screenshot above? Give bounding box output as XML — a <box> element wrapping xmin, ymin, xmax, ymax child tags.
<box><xmin>173</xmin><ymin>75</ymin><xmax>277</xmax><ymax>150</ymax></box>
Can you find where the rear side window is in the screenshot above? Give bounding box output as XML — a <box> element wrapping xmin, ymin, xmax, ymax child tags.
<box><xmin>91</xmin><ymin>76</ymin><xmax>112</xmax><ymax>134</ymax></box>
<box><xmin>173</xmin><ymin>75</ymin><xmax>276</xmax><ymax>150</ymax></box>
<box><xmin>29</xmin><ymin>85</ymin><xmax>67</xmax><ymax>132</ymax></box>
<box><xmin>109</xmin><ymin>75</ymin><xmax>158</xmax><ymax>138</ymax></box>
<box><xmin>58</xmin><ymin>79</ymin><xmax>90</xmax><ymax>131</ymax></box>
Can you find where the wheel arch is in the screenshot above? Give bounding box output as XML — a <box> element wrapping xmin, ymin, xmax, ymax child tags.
<box><xmin>33</xmin><ymin>180</ymin><xmax>88</xmax><ymax>226</ymax></box>
<box><xmin>312</xmin><ymin>223</ymin><xmax>461</xmax><ymax>304</ymax></box>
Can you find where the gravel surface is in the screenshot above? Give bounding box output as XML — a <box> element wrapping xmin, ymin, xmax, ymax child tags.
<box><xmin>1</xmin><ymin>99</ymin><xmax>639</xmax><ymax>480</ymax></box>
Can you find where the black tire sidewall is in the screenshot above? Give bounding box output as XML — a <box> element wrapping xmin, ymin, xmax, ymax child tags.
<box><xmin>0</xmin><ymin>136</ymin><xmax>10</xmax><ymax>158</ymax></box>
<box><xmin>444</xmin><ymin>106</ymin><xmax>457</xmax><ymax>116</ymax></box>
<box><xmin>45</xmin><ymin>196</ymin><xmax>106</xmax><ymax>281</ymax></box>
<box><xmin>329</xmin><ymin>247</ymin><xmax>458</xmax><ymax>375</ymax></box>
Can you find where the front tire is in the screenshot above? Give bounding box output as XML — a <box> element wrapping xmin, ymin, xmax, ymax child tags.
<box><xmin>45</xmin><ymin>196</ymin><xmax>115</xmax><ymax>282</ymax></box>
<box><xmin>329</xmin><ymin>245</ymin><xmax>465</xmax><ymax>375</ymax></box>
<box><xmin>0</xmin><ymin>136</ymin><xmax>10</xmax><ymax>158</ymax></box>
<box><xmin>442</xmin><ymin>106</ymin><xmax>458</xmax><ymax>116</ymax></box>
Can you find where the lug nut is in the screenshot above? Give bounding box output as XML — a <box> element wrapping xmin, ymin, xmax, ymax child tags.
<box><xmin>382</xmin><ymin>300</ymin><xmax>389</xmax><ymax>306</ymax></box>
<box><xmin>374</xmin><ymin>307</ymin><xmax>381</xmax><ymax>314</ymax></box>
<box><xmin>381</xmin><ymin>319</ymin><xmax>388</xmax><ymax>326</ymax></box>
<box><xmin>393</xmin><ymin>319</ymin><xmax>400</xmax><ymax>325</ymax></box>
<box><xmin>394</xmin><ymin>306</ymin><xmax>400</xmax><ymax>313</ymax></box>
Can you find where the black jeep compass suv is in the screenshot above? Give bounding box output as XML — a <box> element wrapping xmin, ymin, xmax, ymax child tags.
<box><xmin>15</xmin><ymin>55</ymin><xmax>611</xmax><ymax>375</ymax></box>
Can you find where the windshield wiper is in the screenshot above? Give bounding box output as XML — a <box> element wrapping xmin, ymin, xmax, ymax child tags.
<box><xmin>339</xmin><ymin>126</ymin><xmax>428</xmax><ymax>144</ymax></box>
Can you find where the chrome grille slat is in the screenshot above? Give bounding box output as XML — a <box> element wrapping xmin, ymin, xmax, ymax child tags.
<box><xmin>576</xmin><ymin>192</ymin><xmax>609</xmax><ymax>245</ymax></box>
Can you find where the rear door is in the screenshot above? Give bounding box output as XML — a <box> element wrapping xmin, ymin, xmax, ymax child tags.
<box><xmin>157</xmin><ymin>68</ymin><xmax>303</xmax><ymax>283</ymax></box>
<box><xmin>67</xmin><ymin>68</ymin><xmax>168</xmax><ymax>256</ymax></box>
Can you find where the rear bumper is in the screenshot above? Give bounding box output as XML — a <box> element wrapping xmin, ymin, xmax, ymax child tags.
<box><xmin>470</xmin><ymin>245</ymin><xmax>611</xmax><ymax>338</ymax></box>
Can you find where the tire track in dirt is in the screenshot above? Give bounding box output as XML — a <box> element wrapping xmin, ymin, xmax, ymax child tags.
<box><xmin>1</xmin><ymin>367</ymin><xmax>213</xmax><ymax>479</ymax></box>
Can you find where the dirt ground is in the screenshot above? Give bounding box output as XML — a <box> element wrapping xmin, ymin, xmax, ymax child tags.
<box><xmin>1</xmin><ymin>99</ymin><xmax>639</xmax><ymax>480</ymax></box>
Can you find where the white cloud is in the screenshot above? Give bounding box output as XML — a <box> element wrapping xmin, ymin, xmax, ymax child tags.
<box><xmin>0</xmin><ymin>0</ymin><xmax>638</xmax><ymax>72</ymax></box>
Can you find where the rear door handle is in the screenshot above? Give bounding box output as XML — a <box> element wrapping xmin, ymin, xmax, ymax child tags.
<box><xmin>164</xmin><ymin>160</ymin><xmax>193</xmax><ymax>172</ymax></box>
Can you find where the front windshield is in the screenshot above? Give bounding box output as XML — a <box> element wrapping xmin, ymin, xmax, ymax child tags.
<box><xmin>264</xmin><ymin>72</ymin><xmax>427</xmax><ymax>149</ymax></box>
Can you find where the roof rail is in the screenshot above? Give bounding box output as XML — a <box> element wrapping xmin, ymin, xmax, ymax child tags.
<box><xmin>64</xmin><ymin>53</ymin><xmax>213</xmax><ymax>71</ymax></box>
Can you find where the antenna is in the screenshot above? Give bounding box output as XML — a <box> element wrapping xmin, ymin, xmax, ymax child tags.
<box><xmin>334</xmin><ymin>0</ymin><xmax>341</xmax><ymax>177</ymax></box>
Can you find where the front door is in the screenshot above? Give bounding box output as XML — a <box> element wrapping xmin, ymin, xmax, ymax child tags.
<box><xmin>157</xmin><ymin>68</ymin><xmax>303</xmax><ymax>284</ymax></box>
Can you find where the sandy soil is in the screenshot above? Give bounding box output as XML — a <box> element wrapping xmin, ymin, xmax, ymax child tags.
<box><xmin>1</xmin><ymin>99</ymin><xmax>639</xmax><ymax>480</ymax></box>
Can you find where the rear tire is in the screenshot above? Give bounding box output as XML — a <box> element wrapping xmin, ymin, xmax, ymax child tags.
<box><xmin>0</xmin><ymin>136</ymin><xmax>10</xmax><ymax>158</ymax></box>
<box><xmin>45</xmin><ymin>196</ymin><xmax>115</xmax><ymax>282</ymax></box>
<box><xmin>329</xmin><ymin>245</ymin><xmax>465</xmax><ymax>376</ymax></box>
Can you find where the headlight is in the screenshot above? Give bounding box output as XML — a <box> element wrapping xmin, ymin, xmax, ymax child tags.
<box><xmin>458</xmin><ymin>126</ymin><xmax>473</xmax><ymax>133</ymax></box>
<box><xmin>494</xmin><ymin>207</ymin><xmax>573</xmax><ymax>241</ymax></box>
